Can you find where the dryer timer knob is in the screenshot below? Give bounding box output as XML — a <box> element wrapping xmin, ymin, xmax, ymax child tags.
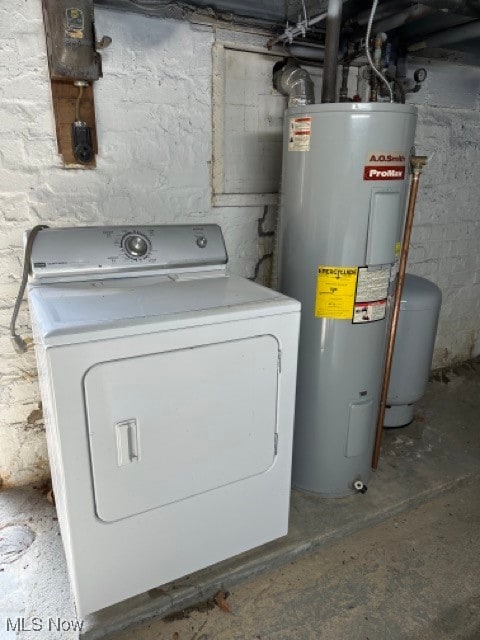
<box><xmin>124</xmin><ymin>234</ymin><xmax>149</xmax><ymax>258</ymax></box>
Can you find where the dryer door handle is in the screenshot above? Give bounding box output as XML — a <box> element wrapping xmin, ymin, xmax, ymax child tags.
<box><xmin>116</xmin><ymin>419</ymin><xmax>139</xmax><ymax>466</ymax></box>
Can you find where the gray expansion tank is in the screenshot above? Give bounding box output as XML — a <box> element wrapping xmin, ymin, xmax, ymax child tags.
<box><xmin>385</xmin><ymin>274</ymin><xmax>442</xmax><ymax>427</ymax></box>
<box><xmin>278</xmin><ymin>103</ymin><xmax>417</xmax><ymax>496</ymax></box>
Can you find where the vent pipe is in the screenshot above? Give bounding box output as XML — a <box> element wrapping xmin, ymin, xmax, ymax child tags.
<box><xmin>321</xmin><ymin>0</ymin><xmax>343</xmax><ymax>103</ymax></box>
<box><xmin>273</xmin><ymin>61</ymin><xmax>315</xmax><ymax>107</ymax></box>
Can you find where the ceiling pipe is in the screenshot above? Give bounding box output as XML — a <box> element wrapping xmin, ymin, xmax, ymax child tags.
<box><xmin>321</xmin><ymin>0</ymin><xmax>343</xmax><ymax>103</ymax></box>
<box><xmin>282</xmin><ymin>44</ymin><xmax>327</xmax><ymax>62</ymax></box>
<box><xmin>356</xmin><ymin>0</ymin><xmax>480</xmax><ymax>22</ymax></box>
<box><xmin>276</xmin><ymin>43</ymin><xmax>345</xmax><ymax>63</ymax></box>
<box><xmin>408</xmin><ymin>19</ymin><xmax>480</xmax><ymax>50</ymax></box>
<box><xmin>413</xmin><ymin>0</ymin><xmax>480</xmax><ymax>17</ymax></box>
<box><xmin>267</xmin><ymin>11</ymin><xmax>328</xmax><ymax>49</ymax></box>
<box><xmin>355</xmin><ymin>0</ymin><xmax>419</xmax><ymax>26</ymax></box>
<box><xmin>371</xmin><ymin>4</ymin><xmax>436</xmax><ymax>33</ymax></box>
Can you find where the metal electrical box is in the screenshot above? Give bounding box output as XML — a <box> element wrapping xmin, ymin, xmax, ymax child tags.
<box><xmin>279</xmin><ymin>103</ymin><xmax>417</xmax><ymax>496</ymax></box>
<box><xmin>42</xmin><ymin>0</ymin><xmax>101</xmax><ymax>81</ymax></box>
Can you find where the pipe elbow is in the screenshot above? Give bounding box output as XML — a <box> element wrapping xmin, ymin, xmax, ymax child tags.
<box><xmin>273</xmin><ymin>61</ymin><xmax>315</xmax><ymax>107</ymax></box>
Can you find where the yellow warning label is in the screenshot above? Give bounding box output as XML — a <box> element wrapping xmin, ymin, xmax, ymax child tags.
<box><xmin>395</xmin><ymin>241</ymin><xmax>401</xmax><ymax>258</ymax></box>
<box><xmin>315</xmin><ymin>266</ymin><xmax>358</xmax><ymax>319</ymax></box>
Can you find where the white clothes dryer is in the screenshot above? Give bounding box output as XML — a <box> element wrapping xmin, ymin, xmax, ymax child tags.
<box><xmin>25</xmin><ymin>224</ymin><xmax>300</xmax><ymax>615</ymax></box>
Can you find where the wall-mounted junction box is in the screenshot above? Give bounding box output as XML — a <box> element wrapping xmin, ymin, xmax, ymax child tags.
<box><xmin>41</xmin><ymin>0</ymin><xmax>110</xmax><ymax>168</ymax></box>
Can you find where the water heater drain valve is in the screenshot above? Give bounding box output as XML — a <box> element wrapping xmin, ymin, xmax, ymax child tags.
<box><xmin>353</xmin><ymin>480</ymin><xmax>368</xmax><ymax>494</ymax></box>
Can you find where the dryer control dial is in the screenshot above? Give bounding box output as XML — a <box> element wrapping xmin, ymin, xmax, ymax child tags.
<box><xmin>123</xmin><ymin>233</ymin><xmax>150</xmax><ymax>259</ymax></box>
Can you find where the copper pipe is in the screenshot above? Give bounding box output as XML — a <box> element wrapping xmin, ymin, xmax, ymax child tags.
<box><xmin>372</xmin><ymin>155</ymin><xmax>428</xmax><ymax>470</ymax></box>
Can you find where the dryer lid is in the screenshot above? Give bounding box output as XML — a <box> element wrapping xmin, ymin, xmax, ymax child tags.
<box><xmin>28</xmin><ymin>274</ymin><xmax>297</xmax><ymax>342</ymax></box>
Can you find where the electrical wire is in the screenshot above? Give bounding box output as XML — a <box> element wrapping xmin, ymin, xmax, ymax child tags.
<box><xmin>365</xmin><ymin>0</ymin><xmax>394</xmax><ymax>103</ymax></box>
<box><xmin>10</xmin><ymin>225</ymin><xmax>49</xmax><ymax>353</ymax></box>
<box><xmin>75</xmin><ymin>84</ymin><xmax>84</xmax><ymax>122</ymax></box>
<box><xmin>301</xmin><ymin>0</ymin><xmax>308</xmax><ymax>28</ymax></box>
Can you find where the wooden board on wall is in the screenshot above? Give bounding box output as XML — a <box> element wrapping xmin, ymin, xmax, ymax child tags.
<box><xmin>50</xmin><ymin>80</ymin><xmax>98</xmax><ymax>168</ymax></box>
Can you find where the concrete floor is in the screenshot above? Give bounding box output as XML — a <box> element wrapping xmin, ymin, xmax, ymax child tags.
<box><xmin>0</xmin><ymin>361</ymin><xmax>479</xmax><ymax>640</ymax></box>
<box><xmin>112</xmin><ymin>482</ymin><xmax>480</xmax><ymax>640</ymax></box>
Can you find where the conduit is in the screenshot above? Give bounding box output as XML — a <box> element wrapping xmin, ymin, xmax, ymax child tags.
<box><xmin>372</xmin><ymin>156</ymin><xmax>428</xmax><ymax>470</ymax></box>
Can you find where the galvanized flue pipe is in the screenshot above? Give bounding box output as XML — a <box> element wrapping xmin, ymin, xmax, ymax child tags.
<box><xmin>372</xmin><ymin>155</ymin><xmax>428</xmax><ymax>470</ymax></box>
<box><xmin>321</xmin><ymin>0</ymin><xmax>343</xmax><ymax>102</ymax></box>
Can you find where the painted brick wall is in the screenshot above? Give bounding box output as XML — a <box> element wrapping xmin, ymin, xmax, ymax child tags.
<box><xmin>1</xmin><ymin>1</ymin><xmax>479</xmax><ymax>487</ymax></box>
<box><xmin>0</xmin><ymin>3</ymin><xmax>272</xmax><ymax>488</ymax></box>
<box><xmin>409</xmin><ymin>62</ymin><xmax>480</xmax><ymax>367</ymax></box>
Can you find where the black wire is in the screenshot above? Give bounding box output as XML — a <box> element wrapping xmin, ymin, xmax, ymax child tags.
<box><xmin>10</xmin><ymin>225</ymin><xmax>49</xmax><ymax>353</ymax></box>
<box><xmin>392</xmin><ymin>78</ymin><xmax>406</xmax><ymax>103</ymax></box>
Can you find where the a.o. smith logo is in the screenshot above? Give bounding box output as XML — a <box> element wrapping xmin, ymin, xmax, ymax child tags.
<box><xmin>367</xmin><ymin>152</ymin><xmax>406</xmax><ymax>164</ymax></box>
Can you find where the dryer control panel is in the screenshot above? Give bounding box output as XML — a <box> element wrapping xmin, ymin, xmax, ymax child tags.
<box><xmin>29</xmin><ymin>224</ymin><xmax>228</xmax><ymax>282</ymax></box>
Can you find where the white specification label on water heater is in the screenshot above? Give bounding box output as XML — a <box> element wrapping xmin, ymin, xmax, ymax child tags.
<box><xmin>288</xmin><ymin>117</ymin><xmax>311</xmax><ymax>152</ymax></box>
<box><xmin>353</xmin><ymin>265</ymin><xmax>391</xmax><ymax>324</ymax></box>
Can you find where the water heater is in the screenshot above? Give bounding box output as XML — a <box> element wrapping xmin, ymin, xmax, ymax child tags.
<box><xmin>279</xmin><ymin>102</ymin><xmax>417</xmax><ymax>496</ymax></box>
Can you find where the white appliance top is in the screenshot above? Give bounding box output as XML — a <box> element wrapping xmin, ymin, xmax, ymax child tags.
<box><xmin>28</xmin><ymin>272</ymin><xmax>297</xmax><ymax>340</ymax></box>
<box><xmin>29</xmin><ymin>224</ymin><xmax>227</xmax><ymax>283</ymax></box>
<box><xmin>28</xmin><ymin>224</ymin><xmax>299</xmax><ymax>345</ymax></box>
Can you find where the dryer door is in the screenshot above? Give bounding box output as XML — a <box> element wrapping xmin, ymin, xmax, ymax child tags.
<box><xmin>84</xmin><ymin>335</ymin><xmax>280</xmax><ymax>522</ymax></box>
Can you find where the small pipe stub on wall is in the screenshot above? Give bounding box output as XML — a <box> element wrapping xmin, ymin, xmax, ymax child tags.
<box><xmin>41</xmin><ymin>0</ymin><xmax>111</xmax><ymax>168</ymax></box>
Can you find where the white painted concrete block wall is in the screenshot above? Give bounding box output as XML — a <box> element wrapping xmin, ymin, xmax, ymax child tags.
<box><xmin>1</xmin><ymin>1</ymin><xmax>479</xmax><ymax>487</ymax></box>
